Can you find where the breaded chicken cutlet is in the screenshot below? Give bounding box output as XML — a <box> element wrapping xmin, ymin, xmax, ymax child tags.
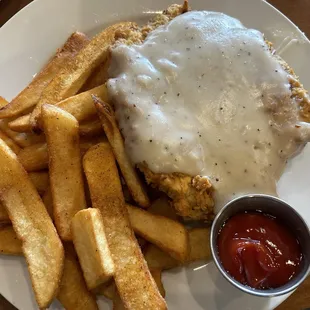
<box><xmin>108</xmin><ymin>3</ymin><xmax>310</xmax><ymax>222</ymax></box>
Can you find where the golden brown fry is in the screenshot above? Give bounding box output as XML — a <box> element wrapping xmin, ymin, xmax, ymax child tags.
<box><xmin>72</xmin><ymin>209</ymin><xmax>114</xmax><ymax>290</ymax></box>
<box><xmin>0</xmin><ymin>139</ymin><xmax>64</xmax><ymax>309</ymax></box>
<box><xmin>82</xmin><ymin>57</ymin><xmax>111</xmax><ymax>91</ymax></box>
<box><xmin>28</xmin><ymin>171</ymin><xmax>49</xmax><ymax>195</ymax></box>
<box><xmin>0</xmin><ymin>119</ymin><xmax>45</xmax><ymax>148</ymax></box>
<box><xmin>30</xmin><ymin>22</ymin><xmax>137</xmax><ymax>131</ymax></box>
<box><xmin>42</xmin><ymin>104</ymin><xmax>87</xmax><ymax>241</ymax></box>
<box><xmin>144</xmin><ymin>245</ymin><xmax>179</xmax><ymax>271</ymax></box>
<box><xmin>0</xmin><ymin>225</ymin><xmax>22</xmax><ymax>255</ymax></box>
<box><xmin>83</xmin><ymin>143</ymin><xmax>166</xmax><ymax>310</ymax></box>
<box><xmin>151</xmin><ymin>269</ymin><xmax>166</xmax><ymax>298</ymax></box>
<box><xmin>93</xmin><ymin>96</ymin><xmax>150</xmax><ymax>208</ymax></box>
<box><xmin>18</xmin><ymin>137</ymin><xmax>106</xmax><ymax>172</ymax></box>
<box><xmin>0</xmin><ymin>32</ymin><xmax>89</xmax><ymax>119</ymax></box>
<box><xmin>9</xmin><ymin>84</ymin><xmax>108</xmax><ymax>133</ymax></box>
<box><xmin>148</xmin><ymin>196</ymin><xmax>178</xmax><ymax>221</ymax></box>
<box><xmin>144</xmin><ymin>228</ymin><xmax>212</xmax><ymax>271</ymax></box>
<box><xmin>17</xmin><ymin>142</ymin><xmax>48</xmax><ymax>171</ymax></box>
<box><xmin>0</xmin><ymin>131</ymin><xmax>21</xmax><ymax>154</ymax></box>
<box><xmin>0</xmin><ymin>96</ymin><xmax>8</xmax><ymax>108</ymax></box>
<box><xmin>188</xmin><ymin>228</ymin><xmax>211</xmax><ymax>262</ymax></box>
<box><xmin>127</xmin><ymin>204</ymin><xmax>189</xmax><ymax>262</ymax></box>
<box><xmin>79</xmin><ymin>118</ymin><xmax>103</xmax><ymax>137</ymax></box>
<box><xmin>42</xmin><ymin>187</ymin><xmax>54</xmax><ymax>220</ymax></box>
<box><xmin>58</xmin><ymin>244</ymin><xmax>98</xmax><ymax>310</ymax></box>
<box><xmin>8</xmin><ymin>114</ymin><xmax>31</xmax><ymax>132</ymax></box>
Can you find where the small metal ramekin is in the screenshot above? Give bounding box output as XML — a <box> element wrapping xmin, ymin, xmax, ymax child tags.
<box><xmin>210</xmin><ymin>194</ymin><xmax>310</xmax><ymax>297</ymax></box>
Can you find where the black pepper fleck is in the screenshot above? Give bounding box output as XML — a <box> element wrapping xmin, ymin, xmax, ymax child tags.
<box><xmin>149</xmin><ymin>139</ymin><xmax>153</xmax><ymax>143</ymax></box>
<box><xmin>216</xmin><ymin>178</ymin><xmax>219</xmax><ymax>182</ymax></box>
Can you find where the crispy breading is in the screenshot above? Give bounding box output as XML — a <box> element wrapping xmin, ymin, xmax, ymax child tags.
<box><xmin>138</xmin><ymin>163</ymin><xmax>214</xmax><ymax>222</ymax></box>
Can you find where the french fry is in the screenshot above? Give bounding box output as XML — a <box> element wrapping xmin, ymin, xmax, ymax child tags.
<box><xmin>98</xmin><ymin>269</ymin><xmax>165</xmax><ymax>300</ymax></box>
<box><xmin>0</xmin><ymin>174</ymin><xmax>52</xmax><ymax>223</ymax></box>
<box><xmin>58</xmin><ymin>244</ymin><xmax>99</xmax><ymax>310</ymax></box>
<box><xmin>9</xmin><ymin>84</ymin><xmax>109</xmax><ymax>133</ymax></box>
<box><xmin>28</xmin><ymin>171</ymin><xmax>49</xmax><ymax>195</ymax></box>
<box><xmin>0</xmin><ymin>225</ymin><xmax>22</xmax><ymax>255</ymax></box>
<box><xmin>0</xmin><ymin>119</ymin><xmax>45</xmax><ymax>148</ymax></box>
<box><xmin>30</xmin><ymin>22</ymin><xmax>137</xmax><ymax>131</ymax></box>
<box><xmin>0</xmin><ymin>96</ymin><xmax>8</xmax><ymax>108</ymax></box>
<box><xmin>8</xmin><ymin>114</ymin><xmax>31</xmax><ymax>132</ymax></box>
<box><xmin>79</xmin><ymin>118</ymin><xmax>103</xmax><ymax>137</ymax></box>
<box><xmin>0</xmin><ymin>32</ymin><xmax>89</xmax><ymax>119</ymax></box>
<box><xmin>42</xmin><ymin>104</ymin><xmax>87</xmax><ymax>240</ymax></box>
<box><xmin>188</xmin><ymin>228</ymin><xmax>211</xmax><ymax>262</ymax></box>
<box><xmin>127</xmin><ymin>204</ymin><xmax>189</xmax><ymax>262</ymax></box>
<box><xmin>0</xmin><ymin>139</ymin><xmax>64</xmax><ymax>308</ymax></box>
<box><xmin>72</xmin><ymin>209</ymin><xmax>114</xmax><ymax>290</ymax></box>
<box><xmin>151</xmin><ymin>269</ymin><xmax>166</xmax><ymax>298</ymax></box>
<box><xmin>148</xmin><ymin>196</ymin><xmax>178</xmax><ymax>221</ymax></box>
<box><xmin>18</xmin><ymin>137</ymin><xmax>106</xmax><ymax>172</ymax></box>
<box><xmin>17</xmin><ymin>142</ymin><xmax>48</xmax><ymax>171</ymax></box>
<box><xmin>0</xmin><ymin>130</ymin><xmax>21</xmax><ymax>154</ymax></box>
<box><xmin>144</xmin><ymin>244</ymin><xmax>179</xmax><ymax>271</ymax></box>
<box><xmin>83</xmin><ymin>143</ymin><xmax>166</xmax><ymax>310</ymax></box>
<box><xmin>93</xmin><ymin>96</ymin><xmax>150</xmax><ymax>208</ymax></box>
<box><xmin>144</xmin><ymin>228</ymin><xmax>212</xmax><ymax>271</ymax></box>
<box><xmin>82</xmin><ymin>57</ymin><xmax>111</xmax><ymax>91</ymax></box>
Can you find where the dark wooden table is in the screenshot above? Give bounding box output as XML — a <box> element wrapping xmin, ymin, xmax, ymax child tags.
<box><xmin>0</xmin><ymin>0</ymin><xmax>310</xmax><ymax>309</ymax></box>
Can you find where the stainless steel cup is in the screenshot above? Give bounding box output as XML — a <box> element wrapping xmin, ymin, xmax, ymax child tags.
<box><xmin>210</xmin><ymin>194</ymin><xmax>310</xmax><ymax>297</ymax></box>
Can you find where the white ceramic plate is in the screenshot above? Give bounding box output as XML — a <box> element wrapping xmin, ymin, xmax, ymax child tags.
<box><xmin>1</xmin><ymin>0</ymin><xmax>310</xmax><ymax>309</ymax></box>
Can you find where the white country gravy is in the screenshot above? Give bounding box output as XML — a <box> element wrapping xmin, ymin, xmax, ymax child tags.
<box><xmin>107</xmin><ymin>11</ymin><xmax>310</xmax><ymax>209</ymax></box>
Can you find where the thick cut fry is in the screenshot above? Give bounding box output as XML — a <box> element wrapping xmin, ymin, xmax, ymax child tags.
<box><xmin>83</xmin><ymin>143</ymin><xmax>166</xmax><ymax>310</ymax></box>
<box><xmin>0</xmin><ymin>96</ymin><xmax>8</xmax><ymax>108</ymax></box>
<box><xmin>151</xmin><ymin>270</ymin><xmax>165</xmax><ymax>298</ymax></box>
<box><xmin>0</xmin><ymin>119</ymin><xmax>45</xmax><ymax>147</ymax></box>
<box><xmin>0</xmin><ymin>139</ymin><xmax>64</xmax><ymax>308</ymax></box>
<box><xmin>18</xmin><ymin>137</ymin><xmax>106</xmax><ymax>172</ymax></box>
<box><xmin>28</xmin><ymin>171</ymin><xmax>49</xmax><ymax>195</ymax></box>
<box><xmin>93</xmin><ymin>96</ymin><xmax>150</xmax><ymax>208</ymax></box>
<box><xmin>8</xmin><ymin>114</ymin><xmax>31</xmax><ymax>132</ymax></box>
<box><xmin>148</xmin><ymin>197</ymin><xmax>178</xmax><ymax>221</ymax></box>
<box><xmin>79</xmin><ymin>118</ymin><xmax>103</xmax><ymax>137</ymax></box>
<box><xmin>30</xmin><ymin>22</ymin><xmax>137</xmax><ymax>131</ymax></box>
<box><xmin>98</xmin><ymin>270</ymin><xmax>165</xmax><ymax>300</ymax></box>
<box><xmin>0</xmin><ymin>32</ymin><xmax>89</xmax><ymax>119</ymax></box>
<box><xmin>72</xmin><ymin>209</ymin><xmax>114</xmax><ymax>290</ymax></box>
<box><xmin>82</xmin><ymin>57</ymin><xmax>111</xmax><ymax>91</ymax></box>
<box><xmin>0</xmin><ymin>226</ymin><xmax>22</xmax><ymax>255</ymax></box>
<box><xmin>188</xmin><ymin>228</ymin><xmax>211</xmax><ymax>262</ymax></box>
<box><xmin>9</xmin><ymin>84</ymin><xmax>108</xmax><ymax>133</ymax></box>
<box><xmin>144</xmin><ymin>245</ymin><xmax>179</xmax><ymax>271</ymax></box>
<box><xmin>42</xmin><ymin>104</ymin><xmax>87</xmax><ymax>240</ymax></box>
<box><xmin>0</xmin><ymin>131</ymin><xmax>21</xmax><ymax>154</ymax></box>
<box><xmin>17</xmin><ymin>142</ymin><xmax>48</xmax><ymax>171</ymax></box>
<box><xmin>144</xmin><ymin>228</ymin><xmax>212</xmax><ymax>271</ymax></box>
<box><xmin>58</xmin><ymin>244</ymin><xmax>98</xmax><ymax>310</ymax></box>
<box><xmin>127</xmin><ymin>204</ymin><xmax>189</xmax><ymax>262</ymax></box>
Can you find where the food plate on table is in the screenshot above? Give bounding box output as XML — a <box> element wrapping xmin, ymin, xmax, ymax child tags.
<box><xmin>0</xmin><ymin>0</ymin><xmax>310</xmax><ymax>309</ymax></box>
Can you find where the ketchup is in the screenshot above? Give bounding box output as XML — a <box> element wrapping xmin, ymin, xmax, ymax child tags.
<box><xmin>217</xmin><ymin>212</ymin><xmax>302</xmax><ymax>289</ymax></box>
